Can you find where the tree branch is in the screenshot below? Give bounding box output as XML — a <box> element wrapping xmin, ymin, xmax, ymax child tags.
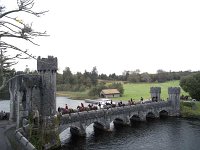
<box><xmin>0</xmin><ymin>77</ymin><xmax>7</xmax><ymax>91</ymax></box>
<box><xmin>0</xmin><ymin>9</ymin><xmax>21</xmax><ymax>18</ymax></box>
<box><xmin>0</xmin><ymin>0</ymin><xmax>49</xmax><ymax>91</ymax></box>
<box><xmin>0</xmin><ymin>41</ymin><xmax>37</xmax><ymax>60</ymax></box>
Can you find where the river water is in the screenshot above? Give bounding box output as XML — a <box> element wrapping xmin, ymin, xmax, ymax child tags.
<box><xmin>1</xmin><ymin>97</ymin><xmax>200</xmax><ymax>150</ymax></box>
<box><xmin>61</xmin><ymin>118</ymin><xmax>200</xmax><ymax>150</ymax></box>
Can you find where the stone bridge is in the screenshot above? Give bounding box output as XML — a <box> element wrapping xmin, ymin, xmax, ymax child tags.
<box><xmin>8</xmin><ymin>56</ymin><xmax>181</xmax><ymax>148</ymax></box>
<box><xmin>59</xmin><ymin>87</ymin><xmax>180</xmax><ymax>136</ymax></box>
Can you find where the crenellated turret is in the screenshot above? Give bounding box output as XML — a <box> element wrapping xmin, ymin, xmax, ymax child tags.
<box><xmin>37</xmin><ymin>56</ymin><xmax>58</xmax><ymax>72</ymax></box>
<box><xmin>37</xmin><ymin>56</ymin><xmax>57</xmax><ymax>117</ymax></box>
<box><xmin>168</xmin><ymin>87</ymin><xmax>181</xmax><ymax>116</ymax></box>
<box><xmin>150</xmin><ymin>87</ymin><xmax>161</xmax><ymax>101</ymax></box>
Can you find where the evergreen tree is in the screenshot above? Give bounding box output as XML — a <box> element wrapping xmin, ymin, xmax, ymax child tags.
<box><xmin>90</xmin><ymin>66</ymin><xmax>98</xmax><ymax>86</ymax></box>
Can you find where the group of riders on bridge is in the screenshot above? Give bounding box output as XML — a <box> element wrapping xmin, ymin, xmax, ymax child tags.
<box><xmin>57</xmin><ymin>96</ymin><xmax>160</xmax><ymax>115</ymax></box>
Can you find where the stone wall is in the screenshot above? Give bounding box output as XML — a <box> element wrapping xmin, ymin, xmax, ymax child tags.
<box><xmin>15</xmin><ymin>128</ymin><xmax>36</xmax><ymax>150</ymax></box>
<box><xmin>9</xmin><ymin>75</ymin><xmax>42</xmax><ymax>128</ymax></box>
<box><xmin>9</xmin><ymin>56</ymin><xmax>59</xmax><ymax>149</ymax></box>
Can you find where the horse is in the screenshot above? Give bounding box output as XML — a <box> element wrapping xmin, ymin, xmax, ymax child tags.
<box><xmin>59</xmin><ymin>107</ymin><xmax>77</xmax><ymax>114</ymax></box>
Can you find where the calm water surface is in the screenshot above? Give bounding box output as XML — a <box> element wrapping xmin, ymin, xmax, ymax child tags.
<box><xmin>61</xmin><ymin>118</ymin><xmax>200</xmax><ymax>150</ymax></box>
<box><xmin>1</xmin><ymin>97</ymin><xmax>200</xmax><ymax>150</ymax></box>
<box><xmin>0</xmin><ymin>100</ymin><xmax>10</xmax><ymax>112</ymax></box>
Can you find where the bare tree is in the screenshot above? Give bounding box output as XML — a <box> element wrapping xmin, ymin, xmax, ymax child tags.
<box><xmin>0</xmin><ymin>0</ymin><xmax>48</xmax><ymax>90</ymax></box>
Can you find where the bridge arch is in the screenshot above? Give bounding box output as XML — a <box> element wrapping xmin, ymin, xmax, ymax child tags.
<box><xmin>130</xmin><ymin>115</ymin><xmax>141</xmax><ymax>122</ymax></box>
<box><xmin>146</xmin><ymin>112</ymin><xmax>156</xmax><ymax>120</ymax></box>
<box><xmin>159</xmin><ymin>110</ymin><xmax>169</xmax><ymax>118</ymax></box>
<box><xmin>113</xmin><ymin>117</ymin><xmax>125</xmax><ymax>127</ymax></box>
<box><xmin>93</xmin><ymin>121</ymin><xmax>109</xmax><ymax>131</ymax></box>
<box><xmin>70</xmin><ymin>126</ymin><xmax>84</xmax><ymax>136</ymax></box>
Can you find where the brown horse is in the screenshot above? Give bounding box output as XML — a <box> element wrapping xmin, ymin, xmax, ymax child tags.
<box><xmin>59</xmin><ymin>108</ymin><xmax>77</xmax><ymax>114</ymax></box>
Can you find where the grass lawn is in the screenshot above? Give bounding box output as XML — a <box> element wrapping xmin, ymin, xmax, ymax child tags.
<box><xmin>112</xmin><ymin>80</ymin><xmax>187</xmax><ymax>101</ymax></box>
<box><xmin>57</xmin><ymin>80</ymin><xmax>187</xmax><ymax>101</ymax></box>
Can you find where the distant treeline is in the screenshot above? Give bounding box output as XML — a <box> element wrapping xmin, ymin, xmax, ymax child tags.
<box><xmin>98</xmin><ymin>69</ymin><xmax>198</xmax><ymax>83</ymax></box>
<box><xmin>57</xmin><ymin>67</ymin><xmax>198</xmax><ymax>85</ymax></box>
<box><xmin>57</xmin><ymin>67</ymin><xmax>98</xmax><ymax>91</ymax></box>
<box><xmin>56</xmin><ymin>67</ymin><xmax>199</xmax><ymax>93</ymax></box>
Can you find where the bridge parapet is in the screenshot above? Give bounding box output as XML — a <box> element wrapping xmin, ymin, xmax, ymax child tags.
<box><xmin>60</xmin><ymin>101</ymin><xmax>172</xmax><ymax>123</ymax></box>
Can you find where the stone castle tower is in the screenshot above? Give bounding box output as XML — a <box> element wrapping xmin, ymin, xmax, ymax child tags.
<box><xmin>150</xmin><ymin>87</ymin><xmax>161</xmax><ymax>101</ymax></box>
<box><xmin>9</xmin><ymin>56</ymin><xmax>60</xmax><ymax>149</ymax></box>
<box><xmin>168</xmin><ymin>87</ymin><xmax>181</xmax><ymax>116</ymax></box>
<box><xmin>9</xmin><ymin>56</ymin><xmax>58</xmax><ymax>128</ymax></box>
<box><xmin>37</xmin><ymin>56</ymin><xmax>58</xmax><ymax>117</ymax></box>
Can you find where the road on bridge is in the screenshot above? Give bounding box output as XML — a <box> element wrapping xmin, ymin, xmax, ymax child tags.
<box><xmin>0</xmin><ymin>120</ymin><xmax>15</xmax><ymax>150</ymax></box>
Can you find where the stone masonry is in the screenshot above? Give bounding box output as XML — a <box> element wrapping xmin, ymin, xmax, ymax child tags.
<box><xmin>9</xmin><ymin>56</ymin><xmax>57</xmax><ymax>128</ymax></box>
<box><xmin>150</xmin><ymin>87</ymin><xmax>161</xmax><ymax>101</ymax></box>
<box><xmin>37</xmin><ymin>56</ymin><xmax>57</xmax><ymax>116</ymax></box>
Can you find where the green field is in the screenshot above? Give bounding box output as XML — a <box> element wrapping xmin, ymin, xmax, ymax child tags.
<box><xmin>112</xmin><ymin>80</ymin><xmax>187</xmax><ymax>101</ymax></box>
<box><xmin>57</xmin><ymin>80</ymin><xmax>187</xmax><ymax>101</ymax></box>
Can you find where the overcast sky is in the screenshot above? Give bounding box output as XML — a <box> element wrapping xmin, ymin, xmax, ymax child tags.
<box><xmin>2</xmin><ymin>0</ymin><xmax>200</xmax><ymax>75</ymax></box>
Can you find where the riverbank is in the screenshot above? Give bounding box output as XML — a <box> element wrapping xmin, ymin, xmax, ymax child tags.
<box><xmin>56</xmin><ymin>91</ymin><xmax>98</xmax><ymax>100</ymax></box>
<box><xmin>180</xmin><ymin>101</ymin><xmax>200</xmax><ymax>119</ymax></box>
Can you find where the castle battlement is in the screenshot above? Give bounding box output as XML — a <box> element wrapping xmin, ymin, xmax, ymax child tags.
<box><xmin>168</xmin><ymin>87</ymin><xmax>181</xmax><ymax>94</ymax></box>
<box><xmin>150</xmin><ymin>87</ymin><xmax>161</xmax><ymax>93</ymax></box>
<box><xmin>37</xmin><ymin>56</ymin><xmax>58</xmax><ymax>72</ymax></box>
